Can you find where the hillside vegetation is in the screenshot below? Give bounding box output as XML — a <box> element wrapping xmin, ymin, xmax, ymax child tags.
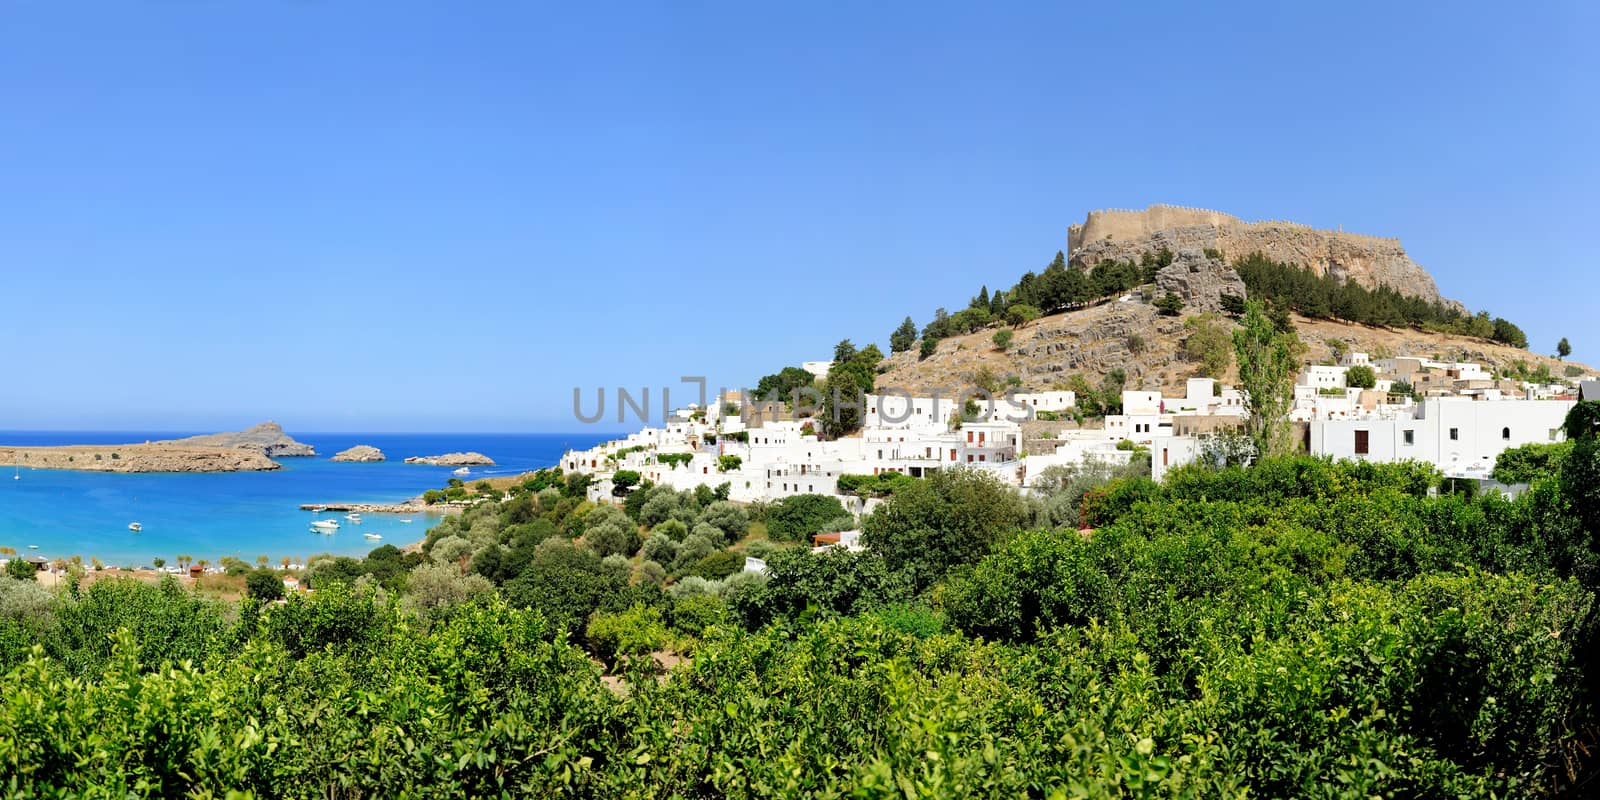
<box><xmin>878</xmin><ymin>297</ymin><xmax>1591</xmax><ymax>399</ymax></box>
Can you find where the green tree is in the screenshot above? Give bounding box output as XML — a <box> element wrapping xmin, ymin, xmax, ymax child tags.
<box><xmin>245</xmin><ymin>568</ymin><xmax>285</xmax><ymax>602</ymax></box>
<box><xmin>1183</xmin><ymin>314</ymin><xmax>1233</xmax><ymax>379</ymax></box>
<box><xmin>861</xmin><ymin>468</ymin><xmax>1028</xmax><ymax>590</ymax></box>
<box><xmin>889</xmin><ymin>316</ymin><xmax>918</xmax><ymax>353</ymax></box>
<box><xmin>1005</xmin><ymin>304</ymin><xmax>1042</xmax><ymax>327</ymax></box>
<box><xmin>764</xmin><ymin>494</ymin><xmax>849</xmax><ymax>542</ymax></box>
<box><xmin>5</xmin><ymin>557</ymin><xmax>37</xmax><ymax>581</ymax></box>
<box><xmin>1346</xmin><ymin>364</ymin><xmax>1377</xmax><ymax>389</ymax></box>
<box><xmin>1492</xmin><ymin>317</ymin><xmax>1528</xmax><ymax>349</ymax></box>
<box><xmin>1154</xmin><ymin>291</ymin><xmax>1185</xmax><ymax>316</ymax></box>
<box><xmin>753</xmin><ymin>366</ymin><xmax>817</xmax><ymax>407</ymax></box>
<box><xmin>1327</xmin><ymin>338</ymin><xmax>1346</xmax><ymax>363</ymax></box>
<box><xmin>822</xmin><ymin>341</ymin><xmax>881</xmax><ymax>438</ymax></box>
<box><xmin>919</xmin><ymin>336</ymin><xmax>939</xmax><ymax>360</ymax></box>
<box><xmin>1557</xmin><ymin>337</ymin><xmax>1572</xmax><ymax>359</ymax></box>
<box><xmin>1234</xmin><ymin>301</ymin><xmax>1301</xmax><ymax>459</ymax></box>
<box><xmin>992</xmin><ymin>329</ymin><xmax>1013</xmax><ymax>351</ymax></box>
<box><xmin>611</xmin><ymin>470</ymin><xmax>641</xmax><ymax>496</ymax></box>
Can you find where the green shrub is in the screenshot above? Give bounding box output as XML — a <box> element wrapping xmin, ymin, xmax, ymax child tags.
<box><xmin>585</xmin><ymin>603</ymin><xmax>669</xmax><ymax>670</ymax></box>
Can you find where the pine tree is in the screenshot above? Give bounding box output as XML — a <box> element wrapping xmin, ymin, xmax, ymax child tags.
<box><xmin>1558</xmin><ymin>337</ymin><xmax>1572</xmax><ymax>359</ymax></box>
<box><xmin>889</xmin><ymin>317</ymin><xmax>918</xmax><ymax>353</ymax></box>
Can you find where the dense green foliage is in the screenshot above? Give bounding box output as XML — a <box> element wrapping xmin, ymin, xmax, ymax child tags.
<box><xmin>761</xmin><ymin>493</ymin><xmax>850</xmax><ymax>542</ymax></box>
<box><xmin>1494</xmin><ymin>441</ymin><xmax>1573</xmax><ymax>484</ymax></box>
<box><xmin>7</xmin><ymin>422</ymin><xmax>1600</xmax><ymax>795</ymax></box>
<box><xmin>836</xmin><ymin>471</ymin><xmax>919</xmax><ymax>497</ymax></box>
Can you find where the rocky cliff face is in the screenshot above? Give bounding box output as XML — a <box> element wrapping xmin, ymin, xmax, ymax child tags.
<box><xmin>157</xmin><ymin>421</ymin><xmax>315</xmax><ymax>457</ymax></box>
<box><xmin>1068</xmin><ymin>205</ymin><xmax>1452</xmax><ymax>306</ymax></box>
<box><xmin>1154</xmin><ymin>249</ymin><xmax>1248</xmax><ymax>314</ymax></box>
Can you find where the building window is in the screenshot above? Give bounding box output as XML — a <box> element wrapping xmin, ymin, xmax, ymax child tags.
<box><xmin>1502</xmin><ymin>427</ymin><xmax>1511</xmax><ymax>440</ymax></box>
<box><xmin>967</xmin><ymin>454</ymin><xmax>974</xmax><ymax>463</ymax></box>
<box><xmin>1403</xmin><ymin>430</ymin><xmax>1414</xmax><ymax>446</ymax></box>
<box><xmin>1449</xmin><ymin>428</ymin><xmax>1459</xmax><ymax>441</ymax></box>
<box><xmin>1354</xmin><ymin>430</ymin><xmax>1370</xmax><ymax>455</ymax></box>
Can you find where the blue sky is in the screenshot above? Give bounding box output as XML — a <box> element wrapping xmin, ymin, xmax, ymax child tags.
<box><xmin>2</xmin><ymin>1</ymin><xmax>1594</xmax><ymax>432</ymax></box>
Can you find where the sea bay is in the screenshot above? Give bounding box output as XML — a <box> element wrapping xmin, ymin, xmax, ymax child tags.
<box><xmin>0</xmin><ymin>431</ymin><xmax>616</xmax><ymax>566</ymax></box>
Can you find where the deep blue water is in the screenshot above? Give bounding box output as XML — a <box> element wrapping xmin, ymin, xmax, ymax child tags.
<box><xmin>0</xmin><ymin>431</ymin><xmax>617</xmax><ymax>567</ymax></box>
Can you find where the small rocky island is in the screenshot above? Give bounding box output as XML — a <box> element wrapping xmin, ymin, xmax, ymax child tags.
<box><xmin>331</xmin><ymin>445</ymin><xmax>386</xmax><ymax>463</ymax></box>
<box><xmin>404</xmin><ymin>452</ymin><xmax>496</xmax><ymax>466</ymax></box>
<box><xmin>155</xmin><ymin>421</ymin><xmax>316</xmax><ymax>457</ymax></box>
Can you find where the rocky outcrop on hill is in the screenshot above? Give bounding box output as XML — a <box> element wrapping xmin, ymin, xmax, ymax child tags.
<box><xmin>404</xmin><ymin>452</ymin><xmax>496</xmax><ymax>466</ymax></box>
<box><xmin>331</xmin><ymin>445</ymin><xmax>385</xmax><ymax>463</ymax></box>
<box><xmin>0</xmin><ymin>444</ymin><xmax>281</xmax><ymax>473</ymax></box>
<box><xmin>157</xmin><ymin>421</ymin><xmax>315</xmax><ymax>457</ymax></box>
<box><xmin>1154</xmin><ymin>249</ymin><xmax>1248</xmax><ymax>314</ymax></box>
<box><xmin>1068</xmin><ymin>205</ymin><xmax>1452</xmax><ymax>307</ymax></box>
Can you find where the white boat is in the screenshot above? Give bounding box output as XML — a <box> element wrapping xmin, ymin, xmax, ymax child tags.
<box><xmin>12</xmin><ymin>466</ymin><xmax>18</xmax><ymax>480</ymax></box>
<box><xmin>453</xmin><ymin>467</ymin><xmax>471</xmax><ymax>476</ymax></box>
<box><xmin>128</xmin><ymin>522</ymin><xmax>142</xmax><ymax>532</ymax></box>
<box><xmin>399</xmin><ymin>519</ymin><xmax>413</xmax><ymax>524</ymax></box>
<box><xmin>363</xmin><ymin>533</ymin><xmax>382</xmax><ymax>540</ymax></box>
<box><xmin>345</xmin><ymin>513</ymin><xmax>362</xmax><ymax>523</ymax></box>
<box><xmin>310</xmin><ymin>520</ymin><xmax>340</xmax><ymax>533</ymax></box>
<box><xmin>27</xmin><ymin>544</ymin><xmax>38</xmax><ymax>549</ymax></box>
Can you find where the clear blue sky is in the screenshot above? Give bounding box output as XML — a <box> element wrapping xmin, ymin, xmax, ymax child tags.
<box><xmin>2</xmin><ymin>1</ymin><xmax>1594</xmax><ymax>432</ymax></box>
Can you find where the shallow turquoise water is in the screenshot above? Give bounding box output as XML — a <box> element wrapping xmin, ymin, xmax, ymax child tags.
<box><xmin>0</xmin><ymin>431</ymin><xmax>615</xmax><ymax>567</ymax></box>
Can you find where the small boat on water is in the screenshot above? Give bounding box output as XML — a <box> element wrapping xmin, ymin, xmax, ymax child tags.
<box><xmin>453</xmin><ymin>467</ymin><xmax>471</xmax><ymax>476</ymax></box>
<box><xmin>399</xmin><ymin>519</ymin><xmax>413</xmax><ymax>524</ymax></box>
<box><xmin>128</xmin><ymin>522</ymin><xmax>142</xmax><ymax>532</ymax></box>
<box><xmin>310</xmin><ymin>520</ymin><xmax>340</xmax><ymax>533</ymax></box>
<box><xmin>345</xmin><ymin>513</ymin><xmax>362</xmax><ymax>523</ymax></box>
<box><xmin>363</xmin><ymin>533</ymin><xmax>382</xmax><ymax>540</ymax></box>
<box><xmin>27</xmin><ymin>544</ymin><xmax>38</xmax><ymax>550</ymax></box>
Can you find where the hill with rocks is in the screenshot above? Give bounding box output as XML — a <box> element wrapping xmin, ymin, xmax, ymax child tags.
<box><xmin>156</xmin><ymin>421</ymin><xmax>315</xmax><ymax>457</ymax></box>
<box><xmin>878</xmin><ymin>298</ymin><xmax>1588</xmax><ymax>400</ymax></box>
<box><xmin>1068</xmin><ymin>204</ymin><xmax>1452</xmax><ymax>307</ymax></box>
<box><xmin>860</xmin><ymin>206</ymin><xmax>1584</xmax><ymax>400</ymax></box>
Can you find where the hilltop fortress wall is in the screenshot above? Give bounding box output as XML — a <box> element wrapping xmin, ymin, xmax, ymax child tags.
<box><xmin>1067</xmin><ymin>204</ymin><xmax>1444</xmax><ymax>305</ymax></box>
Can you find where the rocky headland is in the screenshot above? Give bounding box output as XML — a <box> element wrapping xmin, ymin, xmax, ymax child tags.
<box><xmin>156</xmin><ymin>421</ymin><xmax>315</xmax><ymax>457</ymax></box>
<box><xmin>0</xmin><ymin>443</ymin><xmax>281</xmax><ymax>473</ymax></box>
<box><xmin>331</xmin><ymin>445</ymin><xmax>386</xmax><ymax>463</ymax></box>
<box><xmin>404</xmin><ymin>452</ymin><xmax>496</xmax><ymax>466</ymax></box>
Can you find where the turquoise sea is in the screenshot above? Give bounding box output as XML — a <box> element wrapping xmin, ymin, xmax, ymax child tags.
<box><xmin>0</xmin><ymin>431</ymin><xmax>617</xmax><ymax>567</ymax></box>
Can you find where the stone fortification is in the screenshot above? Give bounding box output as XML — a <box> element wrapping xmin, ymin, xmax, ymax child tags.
<box><xmin>1068</xmin><ymin>204</ymin><xmax>1449</xmax><ymax>306</ymax></box>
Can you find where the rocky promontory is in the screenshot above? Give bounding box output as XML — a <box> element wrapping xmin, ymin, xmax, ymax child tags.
<box><xmin>404</xmin><ymin>452</ymin><xmax>496</xmax><ymax>466</ymax></box>
<box><xmin>1068</xmin><ymin>204</ymin><xmax>1454</xmax><ymax>307</ymax></box>
<box><xmin>156</xmin><ymin>421</ymin><xmax>315</xmax><ymax>457</ymax></box>
<box><xmin>331</xmin><ymin>445</ymin><xmax>386</xmax><ymax>463</ymax></box>
<box><xmin>0</xmin><ymin>443</ymin><xmax>281</xmax><ymax>473</ymax></box>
